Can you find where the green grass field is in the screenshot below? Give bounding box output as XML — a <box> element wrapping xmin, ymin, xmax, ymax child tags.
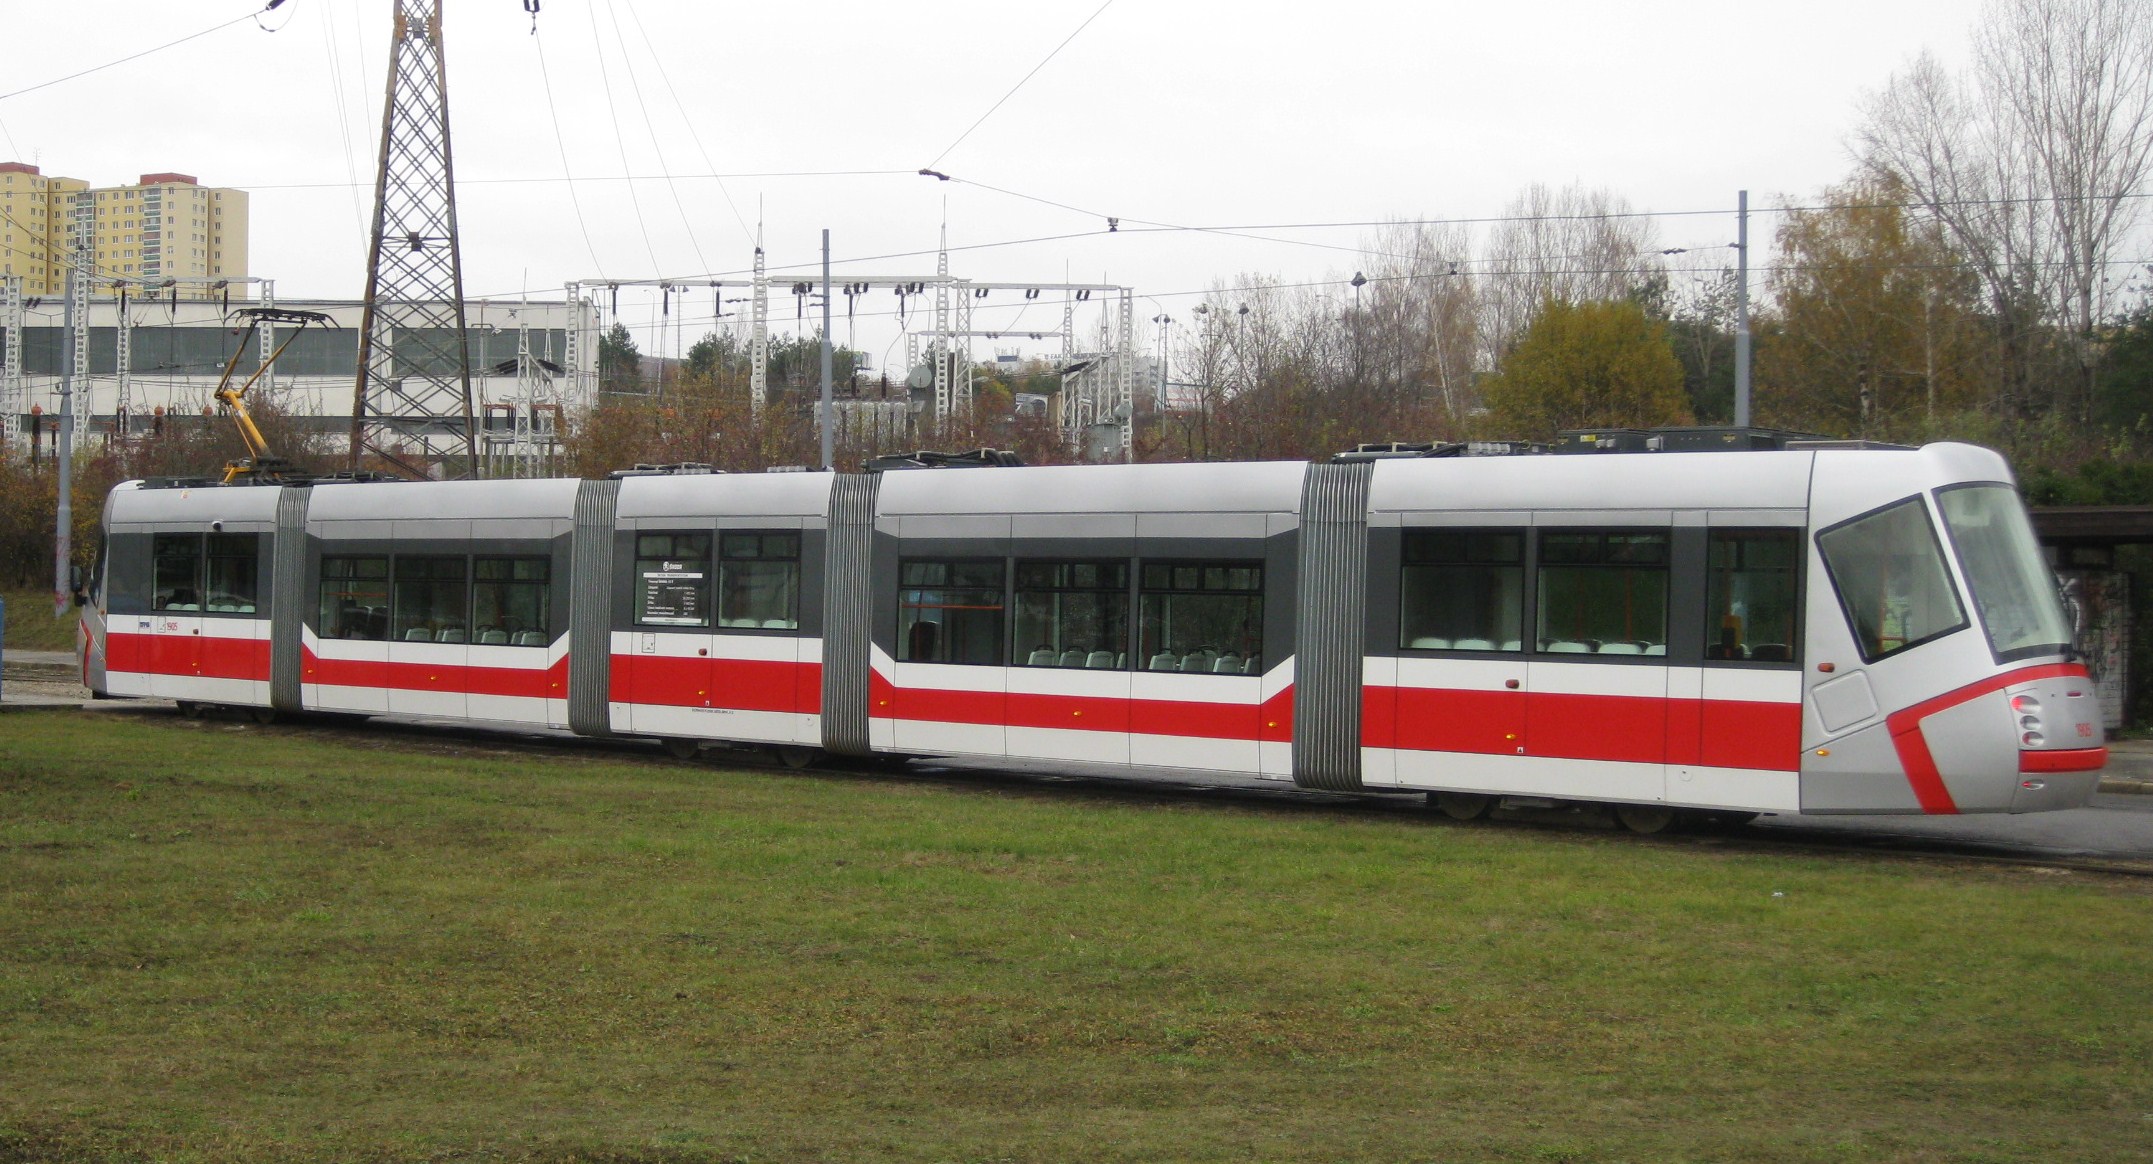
<box><xmin>0</xmin><ymin>589</ymin><xmax>77</xmax><ymax>653</ymax></box>
<box><xmin>2</xmin><ymin>708</ymin><xmax>2149</xmax><ymax>1162</ymax></box>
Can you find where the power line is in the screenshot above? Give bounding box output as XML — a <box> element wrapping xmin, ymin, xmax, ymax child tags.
<box><xmin>0</xmin><ymin>8</ymin><xmax>265</xmax><ymax>103</ymax></box>
<box><xmin>601</xmin><ymin>0</ymin><xmax>708</xmax><ymax>274</ymax></box>
<box><xmin>532</xmin><ymin>28</ymin><xmax>604</xmax><ymax>280</ymax></box>
<box><xmin>620</xmin><ymin>0</ymin><xmax>756</xmax><ymax>250</ymax></box>
<box><xmin>583</xmin><ymin>0</ymin><xmax>666</xmax><ymax>277</ymax></box>
<box><xmin>922</xmin><ymin>0</ymin><xmax>1116</xmax><ymax>170</ymax></box>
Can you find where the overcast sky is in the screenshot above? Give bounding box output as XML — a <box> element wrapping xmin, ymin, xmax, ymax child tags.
<box><xmin>1</xmin><ymin>0</ymin><xmax>1983</xmax><ymax>368</ymax></box>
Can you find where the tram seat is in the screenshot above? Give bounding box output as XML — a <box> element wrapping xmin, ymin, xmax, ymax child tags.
<box><xmin>208</xmin><ymin>603</ymin><xmax>235</xmax><ymax>613</ymax></box>
<box><xmin>1544</xmin><ymin>640</ymin><xmax>1590</xmax><ymax>653</ymax></box>
<box><xmin>1243</xmin><ymin>654</ymin><xmax>1261</xmax><ymax>674</ymax></box>
<box><xmin>1086</xmin><ymin>651</ymin><xmax>1117</xmax><ymax>669</ymax></box>
<box><xmin>513</xmin><ymin>630</ymin><xmax>546</xmax><ymax>646</ymax></box>
<box><xmin>1180</xmin><ymin>652</ymin><xmax>1210</xmax><ymax>673</ymax></box>
<box><xmin>1028</xmin><ymin>648</ymin><xmax>1059</xmax><ymax>667</ymax></box>
<box><xmin>479</xmin><ymin>629</ymin><xmax>509</xmax><ymax>645</ymax></box>
<box><xmin>1214</xmin><ymin>653</ymin><xmax>1243</xmax><ymax>673</ymax></box>
<box><xmin>1706</xmin><ymin>644</ymin><xmax>1745</xmax><ymax>660</ymax></box>
<box><xmin>719</xmin><ymin>617</ymin><xmax>751</xmax><ymax>628</ymax></box>
<box><xmin>237</xmin><ymin>604</ymin><xmax>255</xmax><ymax>614</ymax></box>
<box><xmin>171</xmin><ymin>603</ymin><xmax>200</xmax><ymax>611</ymax></box>
<box><xmin>1411</xmin><ymin>636</ymin><xmax>1451</xmax><ymax>649</ymax></box>
<box><xmin>1501</xmin><ymin>640</ymin><xmax>1521</xmax><ymax>651</ymax></box>
<box><xmin>1149</xmin><ymin>652</ymin><xmax>1179</xmax><ymax>670</ymax></box>
<box><xmin>438</xmin><ymin>627</ymin><xmax>467</xmax><ymax>644</ymax></box>
<box><xmin>1060</xmin><ymin>650</ymin><xmax>1087</xmax><ymax>668</ymax></box>
<box><xmin>1453</xmin><ymin>638</ymin><xmax>1494</xmax><ymax>650</ymax></box>
<box><xmin>1644</xmin><ymin>644</ymin><xmax>1666</xmax><ymax>655</ymax></box>
<box><xmin>404</xmin><ymin>628</ymin><xmax>432</xmax><ymax>642</ymax></box>
<box><xmin>1750</xmin><ymin>643</ymin><xmax>1792</xmax><ymax>662</ymax></box>
<box><xmin>760</xmin><ymin>619</ymin><xmax>787</xmax><ymax>629</ymax></box>
<box><xmin>1598</xmin><ymin>642</ymin><xmax>1642</xmax><ymax>655</ymax></box>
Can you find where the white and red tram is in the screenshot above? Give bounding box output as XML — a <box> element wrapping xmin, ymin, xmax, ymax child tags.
<box><xmin>80</xmin><ymin>439</ymin><xmax>2106</xmax><ymax>827</ymax></box>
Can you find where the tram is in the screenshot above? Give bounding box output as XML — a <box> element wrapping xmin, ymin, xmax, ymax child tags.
<box><xmin>78</xmin><ymin>436</ymin><xmax>2106</xmax><ymax>829</ymax></box>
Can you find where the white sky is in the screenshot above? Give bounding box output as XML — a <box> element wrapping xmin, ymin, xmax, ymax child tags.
<box><xmin>0</xmin><ymin>0</ymin><xmax>1982</xmax><ymax>369</ymax></box>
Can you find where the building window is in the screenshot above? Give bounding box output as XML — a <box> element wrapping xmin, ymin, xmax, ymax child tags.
<box><xmin>633</xmin><ymin>531</ymin><xmax>711</xmax><ymax>627</ymax></box>
<box><xmin>1400</xmin><ymin>529</ymin><xmax>1524</xmax><ymax>651</ymax></box>
<box><xmin>1706</xmin><ymin>530</ymin><xmax>1801</xmax><ymax>662</ymax></box>
<box><xmin>718</xmin><ymin>531</ymin><xmax>799</xmax><ymax>629</ymax></box>
<box><xmin>1139</xmin><ymin>561</ymin><xmax>1264</xmax><ymax>674</ymax></box>
<box><xmin>473</xmin><ymin>557</ymin><xmax>549</xmax><ymax>645</ymax></box>
<box><xmin>392</xmin><ymin>555</ymin><xmax>468</xmax><ymax>642</ymax></box>
<box><xmin>320</xmin><ymin>556</ymin><xmax>389</xmax><ymax>640</ymax></box>
<box><xmin>1014</xmin><ymin>560</ymin><xmax>1129</xmax><ymax>668</ymax></box>
<box><xmin>898</xmin><ymin>560</ymin><xmax>1004</xmax><ymax>665</ymax></box>
<box><xmin>1536</xmin><ymin>531</ymin><xmax>1669</xmax><ymax>656</ymax></box>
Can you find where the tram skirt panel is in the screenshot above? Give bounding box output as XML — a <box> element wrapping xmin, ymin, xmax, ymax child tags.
<box><xmin>820</xmin><ymin>473</ymin><xmax>880</xmax><ymax>757</ymax></box>
<box><xmin>270</xmin><ymin>485</ymin><xmax>312</xmax><ymax>714</ymax></box>
<box><xmin>1293</xmin><ymin>461</ymin><xmax>1372</xmax><ymax>791</ymax></box>
<box><xmin>568</xmin><ymin>479</ymin><xmax>621</xmax><ymax>738</ymax></box>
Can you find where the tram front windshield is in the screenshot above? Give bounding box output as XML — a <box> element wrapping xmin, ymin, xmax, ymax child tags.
<box><xmin>1937</xmin><ymin>484</ymin><xmax>2073</xmax><ymax>660</ymax></box>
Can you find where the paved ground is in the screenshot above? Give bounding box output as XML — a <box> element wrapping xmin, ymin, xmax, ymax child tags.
<box><xmin>9</xmin><ymin>650</ymin><xmax>2153</xmax><ymax>863</ymax></box>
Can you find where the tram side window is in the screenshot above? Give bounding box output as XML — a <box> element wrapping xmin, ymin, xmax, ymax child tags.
<box><xmin>392</xmin><ymin>556</ymin><xmax>469</xmax><ymax>643</ymax></box>
<box><xmin>473</xmin><ymin>557</ymin><xmax>550</xmax><ymax>646</ymax></box>
<box><xmin>719</xmin><ymin>531</ymin><xmax>800</xmax><ymax>629</ymax></box>
<box><xmin>204</xmin><ymin>533</ymin><xmax>258</xmax><ymax>614</ymax></box>
<box><xmin>1014</xmin><ymin>561</ymin><xmax>1130</xmax><ymax>668</ymax></box>
<box><xmin>1536</xmin><ymin>531</ymin><xmax>1669</xmax><ymax>656</ymax></box>
<box><xmin>898</xmin><ymin>560</ymin><xmax>1005</xmax><ymax>665</ymax></box>
<box><xmin>1706</xmin><ymin>530</ymin><xmax>1800</xmax><ymax>663</ymax></box>
<box><xmin>634</xmin><ymin>531</ymin><xmax>713</xmax><ymax>628</ymax></box>
<box><xmin>1817</xmin><ymin>497</ymin><xmax>1966</xmax><ymax>662</ymax></box>
<box><xmin>319</xmin><ymin>556</ymin><xmax>389</xmax><ymax>640</ymax></box>
<box><xmin>1400</xmin><ymin>530</ymin><xmax>1523</xmax><ymax>651</ymax></box>
<box><xmin>152</xmin><ymin>533</ymin><xmax>202</xmax><ymax>610</ymax></box>
<box><xmin>1139</xmin><ymin>562</ymin><xmax>1264</xmax><ymax>675</ymax></box>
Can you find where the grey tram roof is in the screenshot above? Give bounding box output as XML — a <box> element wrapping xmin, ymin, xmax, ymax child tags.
<box><xmin>874</xmin><ymin>461</ymin><xmax>1311</xmax><ymax>516</ymax></box>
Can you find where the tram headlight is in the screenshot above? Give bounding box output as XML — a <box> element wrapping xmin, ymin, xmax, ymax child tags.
<box><xmin>2022</xmin><ymin>730</ymin><xmax>2046</xmax><ymax>746</ymax></box>
<box><xmin>2011</xmin><ymin>694</ymin><xmax>2044</xmax><ymax>746</ymax></box>
<box><xmin>2011</xmin><ymin>694</ymin><xmax>2042</xmax><ymax>714</ymax></box>
<box><xmin>2019</xmin><ymin>715</ymin><xmax>2042</xmax><ymax>731</ymax></box>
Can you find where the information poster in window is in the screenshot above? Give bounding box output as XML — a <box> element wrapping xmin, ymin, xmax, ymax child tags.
<box><xmin>639</xmin><ymin>563</ymin><xmax>707</xmax><ymax>626</ymax></box>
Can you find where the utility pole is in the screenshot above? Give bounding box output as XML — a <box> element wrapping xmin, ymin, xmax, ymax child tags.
<box><xmin>351</xmin><ymin>0</ymin><xmax>477</xmax><ymax>479</ymax></box>
<box><xmin>1734</xmin><ymin>189</ymin><xmax>1751</xmax><ymax>429</ymax></box>
<box><xmin>820</xmin><ymin>229</ymin><xmax>834</xmax><ymax>471</ymax></box>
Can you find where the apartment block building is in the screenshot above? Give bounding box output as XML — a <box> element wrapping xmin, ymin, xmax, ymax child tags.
<box><xmin>1</xmin><ymin>162</ymin><xmax>248</xmax><ymax>298</ymax></box>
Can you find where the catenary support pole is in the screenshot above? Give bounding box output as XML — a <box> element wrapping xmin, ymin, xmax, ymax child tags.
<box><xmin>820</xmin><ymin>229</ymin><xmax>834</xmax><ymax>471</ymax></box>
<box><xmin>1734</xmin><ymin>189</ymin><xmax>1751</xmax><ymax>429</ymax></box>
<box><xmin>54</xmin><ymin>261</ymin><xmax>75</xmax><ymax>619</ymax></box>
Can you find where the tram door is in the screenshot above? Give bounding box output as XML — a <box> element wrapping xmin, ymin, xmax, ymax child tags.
<box><xmin>1523</xmin><ymin>526</ymin><xmax>1671</xmax><ymax>804</ymax></box>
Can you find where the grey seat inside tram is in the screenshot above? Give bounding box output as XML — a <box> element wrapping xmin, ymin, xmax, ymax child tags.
<box><xmin>1411</xmin><ymin>636</ymin><xmax>1451</xmax><ymax>649</ymax></box>
<box><xmin>479</xmin><ymin>629</ymin><xmax>509</xmax><ymax>645</ymax></box>
<box><xmin>1059</xmin><ymin>649</ymin><xmax>1087</xmax><ymax>668</ymax></box>
<box><xmin>1028</xmin><ymin>648</ymin><xmax>1058</xmax><ymax>666</ymax></box>
<box><xmin>1544</xmin><ymin>640</ymin><xmax>1590</xmax><ymax>653</ymax></box>
<box><xmin>1086</xmin><ymin>651</ymin><xmax>1117</xmax><ymax>669</ymax></box>
<box><xmin>1452</xmin><ymin>637</ymin><xmax>1493</xmax><ymax>650</ymax></box>
<box><xmin>404</xmin><ymin>628</ymin><xmax>432</xmax><ymax>642</ymax></box>
<box><xmin>1149</xmin><ymin>651</ymin><xmax>1178</xmax><ymax>670</ymax></box>
<box><xmin>513</xmin><ymin>630</ymin><xmax>547</xmax><ymax>646</ymax></box>
<box><xmin>1598</xmin><ymin>641</ymin><xmax>1642</xmax><ymax>655</ymax></box>
<box><xmin>1213</xmin><ymin>653</ymin><xmax>1242</xmax><ymax>673</ymax></box>
<box><xmin>438</xmin><ymin>627</ymin><xmax>467</xmax><ymax>644</ymax></box>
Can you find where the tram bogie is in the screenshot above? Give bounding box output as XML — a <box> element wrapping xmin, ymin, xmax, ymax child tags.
<box><xmin>79</xmin><ymin>439</ymin><xmax>2105</xmax><ymax>819</ymax></box>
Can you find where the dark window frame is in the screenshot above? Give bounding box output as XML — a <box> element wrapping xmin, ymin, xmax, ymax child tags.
<box><xmin>1701</xmin><ymin>527</ymin><xmax>1803</xmax><ymax>668</ymax></box>
<box><xmin>1399</xmin><ymin>528</ymin><xmax>1526</xmax><ymax>653</ymax></box>
<box><xmin>1532</xmin><ymin>528</ymin><xmax>1672</xmax><ymax>659</ymax></box>
<box><xmin>897</xmin><ymin>557</ymin><xmax>1008</xmax><ymax>666</ymax></box>
<box><xmin>1012</xmin><ymin>559</ymin><xmax>1133</xmax><ymax>669</ymax></box>
<box><xmin>717</xmin><ymin>529</ymin><xmax>802</xmax><ymax>632</ymax></box>
<box><xmin>1137</xmin><ymin>558</ymin><xmax>1266</xmax><ymax>676</ymax></box>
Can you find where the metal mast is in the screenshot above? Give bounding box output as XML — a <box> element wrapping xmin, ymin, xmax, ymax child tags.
<box><xmin>350</xmin><ymin>0</ymin><xmax>477</xmax><ymax>479</ymax></box>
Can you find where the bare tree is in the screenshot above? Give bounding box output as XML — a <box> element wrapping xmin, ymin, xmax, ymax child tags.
<box><xmin>1859</xmin><ymin>0</ymin><xmax>2153</xmax><ymax>419</ymax></box>
<box><xmin>1479</xmin><ymin>183</ymin><xmax>1662</xmax><ymax>364</ymax></box>
<box><xmin>1358</xmin><ymin>220</ymin><xmax>1478</xmax><ymax>424</ymax></box>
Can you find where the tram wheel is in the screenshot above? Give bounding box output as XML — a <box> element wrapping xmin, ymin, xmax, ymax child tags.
<box><xmin>661</xmin><ymin>737</ymin><xmax>702</xmax><ymax>761</ymax></box>
<box><xmin>1431</xmin><ymin>791</ymin><xmax>1492</xmax><ymax>821</ymax></box>
<box><xmin>773</xmin><ymin>745</ymin><xmax>821</xmax><ymax>770</ymax></box>
<box><xmin>1614</xmin><ymin>804</ymin><xmax>1681</xmax><ymax>835</ymax></box>
<box><xmin>177</xmin><ymin>700</ymin><xmax>206</xmax><ymax>720</ymax></box>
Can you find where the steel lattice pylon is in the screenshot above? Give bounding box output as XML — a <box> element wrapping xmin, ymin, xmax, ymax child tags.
<box><xmin>351</xmin><ymin>0</ymin><xmax>476</xmax><ymax>478</ymax></box>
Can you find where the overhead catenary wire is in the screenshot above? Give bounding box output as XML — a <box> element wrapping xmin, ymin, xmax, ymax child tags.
<box><xmin>531</xmin><ymin>27</ymin><xmax>604</xmax><ymax>280</ymax></box>
<box><xmin>619</xmin><ymin>0</ymin><xmax>756</xmax><ymax>251</ymax></box>
<box><xmin>582</xmin><ymin>0</ymin><xmax>665</xmax><ymax>278</ymax></box>
<box><xmin>600</xmin><ymin>0</ymin><xmax>708</xmax><ymax>275</ymax></box>
<box><xmin>0</xmin><ymin>6</ymin><xmax>269</xmax><ymax>103</ymax></box>
<box><xmin>921</xmin><ymin>0</ymin><xmax>1117</xmax><ymax>171</ymax></box>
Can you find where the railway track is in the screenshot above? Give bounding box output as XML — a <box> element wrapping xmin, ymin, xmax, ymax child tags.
<box><xmin>63</xmin><ymin>698</ymin><xmax>2153</xmax><ymax>881</ymax></box>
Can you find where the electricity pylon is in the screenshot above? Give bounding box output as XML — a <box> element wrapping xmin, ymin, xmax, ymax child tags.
<box><xmin>351</xmin><ymin>0</ymin><xmax>477</xmax><ymax>479</ymax></box>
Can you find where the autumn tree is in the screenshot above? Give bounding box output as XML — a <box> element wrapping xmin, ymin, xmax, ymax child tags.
<box><xmin>1480</xmin><ymin>183</ymin><xmax>1662</xmax><ymax>365</ymax></box>
<box><xmin>1480</xmin><ymin>299</ymin><xmax>1692</xmax><ymax>437</ymax></box>
<box><xmin>1754</xmin><ymin>178</ymin><xmax>1988</xmax><ymax>438</ymax></box>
